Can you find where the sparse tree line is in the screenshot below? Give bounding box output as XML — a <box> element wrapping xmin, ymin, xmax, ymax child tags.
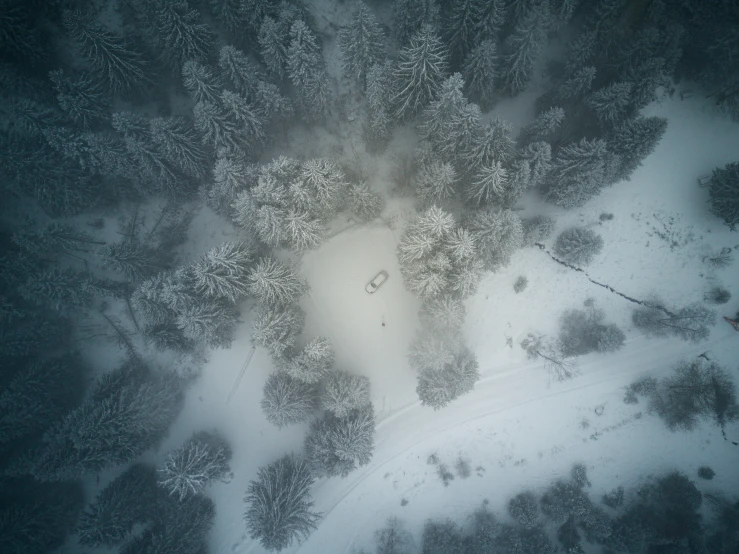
<box><xmin>362</xmin><ymin>463</ymin><xmax>739</xmax><ymax>554</ymax></box>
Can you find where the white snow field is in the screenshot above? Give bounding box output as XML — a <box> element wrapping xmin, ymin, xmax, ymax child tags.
<box><xmin>147</xmin><ymin>89</ymin><xmax>739</xmax><ymax>554</ymax></box>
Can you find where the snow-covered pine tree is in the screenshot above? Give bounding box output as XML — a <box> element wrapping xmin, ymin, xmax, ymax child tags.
<box><xmin>0</xmin><ymin>0</ymin><xmax>45</xmax><ymax>61</ymax></box>
<box><xmin>416</xmin><ymin>343</ymin><xmax>479</xmax><ymax>410</ymax></box>
<box><xmin>49</xmin><ymin>69</ymin><xmax>110</xmax><ymax>128</ymax></box>
<box><xmin>255</xmin><ymin>204</ymin><xmax>288</xmax><ymax>247</ymax></box>
<box><xmin>159</xmin><ymin>267</ymin><xmax>200</xmax><ymax>313</ymax></box>
<box><xmin>415</xmin><ymin>160</ymin><xmax>457</xmax><ymax>205</ymax></box>
<box><xmin>543</xmin><ymin>137</ymin><xmax>619</xmax><ymax>208</ymax></box>
<box><xmin>194</xmin><ymin>99</ymin><xmax>241</xmax><ymax>153</ymax></box>
<box><xmin>0</xmin><ymin>316</ymin><xmax>67</xmax><ymax>361</ymax></box>
<box><xmin>145</xmin><ymin>0</ymin><xmax>214</xmax><ymax>71</ymax></box>
<box><xmin>62</xmin><ymin>9</ymin><xmax>149</xmax><ymax>95</ymax></box>
<box><xmin>346</xmin><ymin>183</ymin><xmax>384</xmax><ymax>222</ymax></box>
<box><xmin>220</xmin><ymin>89</ymin><xmax>266</xmax><ymax>150</ymax></box>
<box><xmin>519</xmin><ymin>140</ymin><xmax>551</xmax><ymax>188</ymax></box>
<box><xmin>191</xmin><ymin>241</ymin><xmax>256</xmax><ymax>303</ymax></box>
<box><xmin>261</xmin><ymin>371</ymin><xmax>319</xmax><ymax>427</ymax></box>
<box><xmin>176</xmin><ymin>298</ymin><xmax>239</xmax><ymax>348</ymax></box>
<box><xmin>517</xmin><ymin>106</ymin><xmax>565</xmax><ymax>147</ymax></box>
<box><xmin>218</xmin><ymin>45</ymin><xmax>263</xmax><ymax>98</ymax></box>
<box><xmin>522</xmin><ymin>214</ymin><xmax>555</xmax><ymax>246</ymax></box>
<box><xmin>461</xmin><ymin>117</ymin><xmax>515</xmax><ymax>172</ymax></box>
<box><xmin>158</xmin><ymin>431</ymin><xmax>232</xmax><ymax>500</ymax></box>
<box><xmin>258</xmin><ymin>16</ymin><xmax>289</xmax><ymax>77</ymax></box>
<box><xmin>607</xmin><ymin>116</ymin><xmax>667</xmax><ymax>182</ymax></box>
<box><xmin>444</xmin><ymin>0</ymin><xmax>487</xmax><ymax>64</ymax></box>
<box><xmin>304</xmin><ymin>404</ymin><xmax>375</xmax><ymax>478</ymax></box>
<box><xmin>501</xmin><ymin>2</ymin><xmax>549</xmax><ymax>95</ymax></box>
<box><xmin>462</xmin><ymin>39</ymin><xmax>497</xmax><ymax>109</ymax></box>
<box><xmin>322</xmin><ymin>371</ymin><xmax>371</xmax><ymax>418</ymax></box>
<box><xmin>208</xmin><ymin>0</ymin><xmax>243</xmax><ymax>35</ymax></box>
<box><xmin>77</xmin><ymin>463</ymin><xmax>158</xmax><ymax>547</ymax></box>
<box><xmin>244</xmin><ymin>455</ymin><xmax>321</xmax><ymax>551</ymax></box>
<box><xmin>465</xmin><ymin>160</ymin><xmax>508</xmax><ymax>206</ymax></box>
<box><xmin>231</xmin><ymin>189</ymin><xmax>258</xmax><ymax>233</ymax></box>
<box><xmin>419</xmin><ymin>295</ymin><xmax>466</xmax><ymax>331</ymax></box>
<box><xmin>254</xmin><ymin>80</ymin><xmax>294</xmax><ymax>127</ymax></box>
<box><xmin>209</xmin><ymin>154</ymin><xmax>254</xmax><ymax>214</ymax></box>
<box><xmin>287</xmin><ymin>21</ymin><xmax>322</xmax><ymax>98</ymax></box>
<box><xmin>339</xmin><ymin>2</ymin><xmax>385</xmax><ymax>89</ymax></box>
<box><xmin>300</xmin><ymin>158</ymin><xmax>348</xmax><ymax>216</ymax></box>
<box><xmin>464</xmin><ymin>208</ymin><xmax>524</xmax><ymax>271</ymax></box>
<box><xmin>284</xmin><ymin>209</ymin><xmax>323</xmax><ymax>251</ymax></box>
<box><xmin>585</xmin><ymin>81</ymin><xmax>635</xmax><ymax>128</ymax></box>
<box><xmin>555</xmin><ymin>65</ymin><xmax>596</xmax><ymax>104</ymax></box>
<box><xmin>364</xmin><ymin>61</ymin><xmax>393</xmax><ymax>147</ymax></box>
<box><xmin>18</xmin><ymin>267</ymin><xmax>92</xmax><ymax>313</ymax></box>
<box><xmin>28</xmin><ymin>363</ymin><xmax>182</xmax><ymax>481</ymax></box>
<box><xmin>131</xmin><ymin>272</ymin><xmax>177</xmax><ymax>327</ymax></box>
<box><xmin>705</xmin><ymin>161</ymin><xmax>739</xmax><ymax>229</ymax></box>
<box><xmin>11</xmin><ymin>222</ymin><xmax>102</xmax><ymax>259</ymax></box>
<box><xmin>553</xmin><ymin>227</ymin><xmax>603</xmax><ymax>266</ymax></box>
<box><xmin>0</xmin><ymin>355</ymin><xmax>83</xmax><ymax>448</ymax></box>
<box><xmin>391</xmin><ymin>24</ymin><xmax>449</xmax><ymax>121</ymax></box>
<box><xmin>237</xmin><ymin>0</ymin><xmax>281</xmax><ymax>35</ymax></box>
<box><xmin>182</xmin><ymin>60</ymin><xmax>222</xmax><ymax>104</ymax></box>
<box><xmin>284</xmin><ymin>337</ymin><xmax>334</xmax><ymax>384</ymax></box>
<box><xmin>148</xmin><ymin>116</ymin><xmax>208</xmax><ymax>179</ymax></box>
<box><xmin>392</xmin><ymin>0</ymin><xmax>440</xmax><ymax>46</ymax></box>
<box><xmin>252</xmin><ymin>302</ymin><xmax>304</xmax><ymax>359</ymax></box>
<box><xmin>97</xmin><ymin>242</ymin><xmax>160</xmax><ymax>281</ymax></box>
<box><xmin>564</xmin><ymin>28</ymin><xmax>597</xmax><ymax>76</ymax></box>
<box><xmin>248</xmin><ymin>257</ymin><xmax>307</xmax><ymax>307</ymax></box>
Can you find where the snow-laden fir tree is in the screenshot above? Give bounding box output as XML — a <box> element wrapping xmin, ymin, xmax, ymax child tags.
<box><xmin>97</xmin><ymin>241</ymin><xmax>159</xmax><ymax>282</ymax></box>
<box><xmin>18</xmin><ymin>268</ymin><xmax>93</xmax><ymax>313</ymax></box>
<box><xmin>287</xmin><ymin>20</ymin><xmax>329</xmax><ymax>120</ymax></box>
<box><xmin>518</xmin><ymin>106</ymin><xmax>565</xmax><ymax>147</ymax></box>
<box><xmin>519</xmin><ymin>140</ymin><xmax>551</xmax><ymax>188</ymax></box>
<box><xmin>192</xmin><ymin>241</ymin><xmax>256</xmax><ymax>303</ymax></box>
<box><xmin>261</xmin><ymin>371</ymin><xmax>319</xmax><ymax>427</ymax></box>
<box><xmin>508</xmin><ymin>491</ymin><xmax>540</xmax><ymax>529</ymax></box>
<box><xmin>553</xmin><ymin>227</ymin><xmax>603</xmax><ymax>266</ymax></box>
<box><xmin>254</xmin><ymin>80</ymin><xmax>294</xmax><ymax>127</ymax></box>
<box><xmin>248</xmin><ymin>257</ymin><xmax>307</xmax><ymax>307</ymax></box>
<box><xmin>258</xmin><ymin>16</ymin><xmax>289</xmax><ymax>77</ymax></box>
<box><xmin>208</xmin><ymin>0</ymin><xmax>243</xmax><ymax>35</ymax></box>
<box><xmin>158</xmin><ymin>431</ymin><xmax>232</xmax><ymax>500</ymax></box>
<box><xmin>144</xmin><ymin>0</ymin><xmax>214</xmax><ymax>71</ymax></box>
<box><xmin>607</xmin><ymin>116</ymin><xmax>667</xmax><ymax>182</ymax></box>
<box><xmin>392</xmin><ymin>0</ymin><xmax>440</xmax><ymax>45</ymax></box>
<box><xmin>131</xmin><ymin>272</ymin><xmax>177</xmax><ymax>327</ymax></box>
<box><xmin>231</xmin><ymin>188</ymin><xmax>258</xmax><ymax>233</ymax></box>
<box><xmin>391</xmin><ymin>24</ymin><xmax>449</xmax><ymax>121</ymax></box>
<box><xmin>26</xmin><ymin>362</ymin><xmax>182</xmax><ymax>482</ymax></box>
<box><xmin>501</xmin><ymin>3</ymin><xmax>549</xmax><ymax>95</ymax></box>
<box><xmin>0</xmin><ymin>355</ymin><xmax>83</xmax><ymax>448</ymax></box>
<box><xmin>300</xmin><ymin>158</ymin><xmax>348</xmax><ymax>216</ymax></box>
<box><xmin>555</xmin><ymin>66</ymin><xmax>596</xmax><ymax>104</ymax></box>
<box><xmin>415</xmin><ymin>339</ymin><xmax>479</xmax><ymax>410</ymax></box>
<box><xmin>464</xmin><ymin>208</ymin><xmax>524</xmax><ymax>271</ymax></box>
<box><xmin>219</xmin><ymin>89</ymin><xmax>266</xmax><ymax>149</ymax></box>
<box><xmin>252</xmin><ymin>302</ymin><xmax>304</xmax><ymax>359</ymax></box>
<box><xmin>304</xmin><ymin>404</ymin><xmax>375</xmax><ymax>478</ymax></box>
<box><xmin>557</xmin><ymin>306</ymin><xmax>625</xmax><ymax>356</ymax></box>
<box><xmin>364</xmin><ymin>61</ymin><xmax>393</xmax><ymax>147</ymax></box>
<box><xmin>420</xmin><ymin>73</ymin><xmax>482</xmax><ymax>163</ymax></box>
<box><xmin>148</xmin><ymin>116</ymin><xmax>207</xmax><ymax>179</ymax></box>
<box><xmin>194</xmin><ymin>100</ymin><xmax>241</xmax><ymax>153</ymax></box>
<box><xmin>339</xmin><ymin>2</ymin><xmax>385</xmax><ymax>89</ymax></box>
<box><xmin>77</xmin><ymin>463</ymin><xmax>158</xmax><ymax>547</ymax></box>
<box><xmin>182</xmin><ymin>60</ymin><xmax>222</xmax><ymax>104</ymax></box>
<box><xmin>462</xmin><ymin>39</ymin><xmax>497</xmax><ymax>109</ymax></box>
<box><xmin>218</xmin><ymin>45</ymin><xmax>262</xmax><ymax>98</ymax></box>
<box><xmin>62</xmin><ymin>9</ymin><xmax>148</xmax><ymax>95</ymax></box>
<box><xmin>49</xmin><ymin>69</ymin><xmax>110</xmax><ymax>128</ymax></box>
<box><xmin>408</xmin><ymin>328</ymin><xmax>458</xmax><ymax>372</ymax></box>
<box><xmin>585</xmin><ymin>81</ymin><xmax>635</xmax><ymax>128</ymax></box>
<box><xmin>444</xmin><ymin>0</ymin><xmax>487</xmax><ymax>64</ymax></box>
<box><xmin>0</xmin><ymin>0</ymin><xmax>45</xmax><ymax>62</ymax></box>
<box><xmin>208</xmin><ymin>154</ymin><xmax>254</xmax><ymax>214</ymax></box>
<box><xmin>11</xmin><ymin>222</ymin><xmax>103</xmax><ymax>259</ymax></box>
<box><xmin>237</xmin><ymin>0</ymin><xmax>281</xmax><ymax>35</ymax></box>
<box><xmin>419</xmin><ymin>295</ymin><xmax>466</xmax><ymax>332</ymax></box>
<box><xmin>244</xmin><ymin>455</ymin><xmax>321</xmax><ymax>552</ymax></box>
<box><xmin>465</xmin><ymin>160</ymin><xmax>508</xmax><ymax>206</ymax></box>
<box><xmin>322</xmin><ymin>371</ymin><xmax>371</xmax><ymax>418</ymax></box>
<box><xmin>705</xmin><ymin>161</ymin><xmax>739</xmax><ymax>229</ymax></box>
<box><xmin>347</xmin><ymin>182</ymin><xmax>385</xmax><ymax>221</ymax></box>
<box><xmin>543</xmin><ymin>138</ymin><xmax>619</xmax><ymax>208</ymax></box>
<box><xmin>461</xmin><ymin>116</ymin><xmax>515</xmax><ymax>172</ymax></box>
<box><xmin>176</xmin><ymin>298</ymin><xmax>239</xmax><ymax>348</ymax></box>
<box><xmin>416</xmin><ymin>160</ymin><xmax>457</xmax><ymax>206</ymax></box>
<box><xmin>522</xmin><ymin>215</ymin><xmax>555</xmax><ymax>246</ymax></box>
<box><xmin>285</xmin><ymin>209</ymin><xmax>323</xmax><ymax>251</ymax></box>
<box><xmin>284</xmin><ymin>336</ymin><xmax>334</xmax><ymax>384</ymax></box>
<box><xmin>255</xmin><ymin>203</ymin><xmax>287</xmax><ymax>247</ymax></box>
<box><xmin>0</xmin><ymin>316</ymin><xmax>66</xmax><ymax>360</ymax></box>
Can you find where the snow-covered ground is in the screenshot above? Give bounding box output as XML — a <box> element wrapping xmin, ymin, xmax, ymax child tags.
<box><xmin>148</xmin><ymin>88</ymin><xmax>739</xmax><ymax>554</ymax></box>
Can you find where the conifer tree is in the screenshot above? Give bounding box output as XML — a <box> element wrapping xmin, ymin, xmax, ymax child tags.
<box><xmin>501</xmin><ymin>3</ymin><xmax>548</xmax><ymax>94</ymax></box>
<box><xmin>464</xmin><ymin>208</ymin><xmax>524</xmax><ymax>270</ymax></box>
<box><xmin>553</xmin><ymin>227</ymin><xmax>603</xmax><ymax>266</ymax></box>
<box><xmin>18</xmin><ymin>268</ymin><xmax>93</xmax><ymax>313</ymax></box>
<box><xmin>518</xmin><ymin>106</ymin><xmax>565</xmax><ymax>146</ymax></box>
<box><xmin>255</xmin><ymin>204</ymin><xmax>288</xmax><ymax>247</ymax></box>
<box><xmin>12</xmin><ymin>222</ymin><xmax>102</xmax><ymax>259</ymax></box>
<box><xmin>220</xmin><ymin>89</ymin><xmax>267</xmax><ymax>149</ymax></box>
<box><xmin>258</xmin><ymin>16</ymin><xmax>289</xmax><ymax>77</ymax></box>
<box><xmin>285</xmin><ymin>337</ymin><xmax>334</xmax><ymax>383</ymax></box>
<box><xmin>77</xmin><ymin>463</ymin><xmax>159</xmax><ymax>547</ymax></box>
<box><xmin>705</xmin><ymin>161</ymin><xmax>739</xmax><ymax>229</ymax></box>
<box><xmin>322</xmin><ymin>371</ymin><xmax>371</xmax><ymax>418</ymax></box>
<box><xmin>414</xmin><ymin>338</ymin><xmax>479</xmax><ymax>409</ymax></box>
<box><xmin>244</xmin><ymin>455</ymin><xmax>321</xmax><ymax>551</ymax></box>
<box><xmin>208</xmin><ymin>0</ymin><xmax>243</xmax><ymax>35</ymax></box>
<box><xmin>209</xmin><ymin>154</ymin><xmax>253</xmax><ymax>214</ymax></box>
<box><xmin>146</xmin><ymin>0</ymin><xmax>214</xmax><ymax>71</ymax></box>
<box><xmin>391</xmin><ymin>24</ymin><xmax>449</xmax><ymax>120</ymax></box>
<box><xmin>462</xmin><ymin>39</ymin><xmax>497</xmax><ymax>109</ymax></box>
<box><xmin>300</xmin><ymin>158</ymin><xmax>348</xmax><ymax>216</ymax></box>
<box><xmin>339</xmin><ymin>2</ymin><xmax>385</xmax><ymax>89</ymax></box>
<box><xmin>466</xmin><ymin>161</ymin><xmax>508</xmax><ymax>206</ymax></box>
<box><xmin>248</xmin><ymin>257</ymin><xmax>307</xmax><ymax>307</ymax></box>
<box><xmin>364</xmin><ymin>61</ymin><xmax>393</xmax><ymax>146</ymax></box>
<box><xmin>555</xmin><ymin>66</ymin><xmax>596</xmax><ymax>104</ymax></box>
<box><xmin>0</xmin><ymin>0</ymin><xmax>45</xmax><ymax>62</ymax></box>
<box><xmin>148</xmin><ymin>116</ymin><xmax>208</xmax><ymax>179</ymax></box>
<box><xmin>182</xmin><ymin>60</ymin><xmax>222</xmax><ymax>104</ymax></box>
<box><xmin>98</xmin><ymin>242</ymin><xmax>160</xmax><ymax>281</ymax></box>
<box><xmin>194</xmin><ymin>100</ymin><xmax>240</xmax><ymax>153</ymax></box>
<box><xmin>304</xmin><ymin>404</ymin><xmax>375</xmax><ymax>478</ymax></box>
<box><xmin>218</xmin><ymin>45</ymin><xmax>262</xmax><ymax>98</ymax></box>
<box><xmin>252</xmin><ymin>303</ymin><xmax>304</xmax><ymax>359</ymax></box>
<box><xmin>607</xmin><ymin>116</ymin><xmax>667</xmax><ymax>182</ymax></box>
<box><xmin>419</xmin><ymin>295</ymin><xmax>466</xmax><ymax>331</ymax></box>
<box><xmin>287</xmin><ymin>20</ymin><xmax>329</xmax><ymax>120</ymax></box>
<box><xmin>62</xmin><ymin>9</ymin><xmax>149</xmax><ymax>95</ymax></box>
<box><xmin>519</xmin><ymin>140</ymin><xmax>552</xmax><ymax>188</ymax></box>
<box><xmin>586</xmin><ymin>81</ymin><xmax>635</xmax><ymax>128</ymax></box>
<box><xmin>462</xmin><ymin>116</ymin><xmax>515</xmax><ymax>171</ymax></box>
<box><xmin>444</xmin><ymin>0</ymin><xmax>486</xmax><ymax>63</ymax></box>
<box><xmin>261</xmin><ymin>372</ymin><xmax>319</xmax><ymax>427</ymax></box>
<box><xmin>192</xmin><ymin>242</ymin><xmax>256</xmax><ymax>303</ymax></box>
<box><xmin>158</xmin><ymin>431</ymin><xmax>232</xmax><ymax>499</ymax></box>
<box><xmin>176</xmin><ymin>298</ymin><xmax>239</xmax><ymax>348</ymax></box>
<box><xmin>131</xmin><ymin>273</ymin><xmax>177</xmax><ymax>327</ymax></box>
<box><xmin>49</xmin><ymin>69</ymin><xmax>110</xmax><ymax>128</ymax></box>
<box><xmin>416</xmin><ymin>160</ymin><xmax>457</xmax><ymax>205</ymax></box>
<box><xmin>347</xmin><ymin>182</ymin><xmax>385</xmax><ymax>221</ymax></box>
<box><xmin>392</xmin><ymin>0</ymin><xmax>440</xmax><ymax>46</ymax></box>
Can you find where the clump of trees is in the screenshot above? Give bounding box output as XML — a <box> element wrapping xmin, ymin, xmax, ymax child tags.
<box><xmin>632</xmin><ymin>299</ymin><xmax>715</xmax><ymax>343</ymax></box>
<box><xmin>558</xmin><ymin>301</ymin><xmax>625</xmax><ymax>356</ymax></box>
<box><xmin>553</xmin><ymin>227</ymin><xmax>603</xmax><ymax>266</ymax></box>
<box><xmin>705</xmin><ymin>161</ymin><xmax>739</xmax><ymax>229</ymax></box>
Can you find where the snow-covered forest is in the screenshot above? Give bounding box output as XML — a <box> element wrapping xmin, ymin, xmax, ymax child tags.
<box><xmin>1</xmin><ymin>0</ymin><xmax>739</xmax><ymax>552</ymax></box>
